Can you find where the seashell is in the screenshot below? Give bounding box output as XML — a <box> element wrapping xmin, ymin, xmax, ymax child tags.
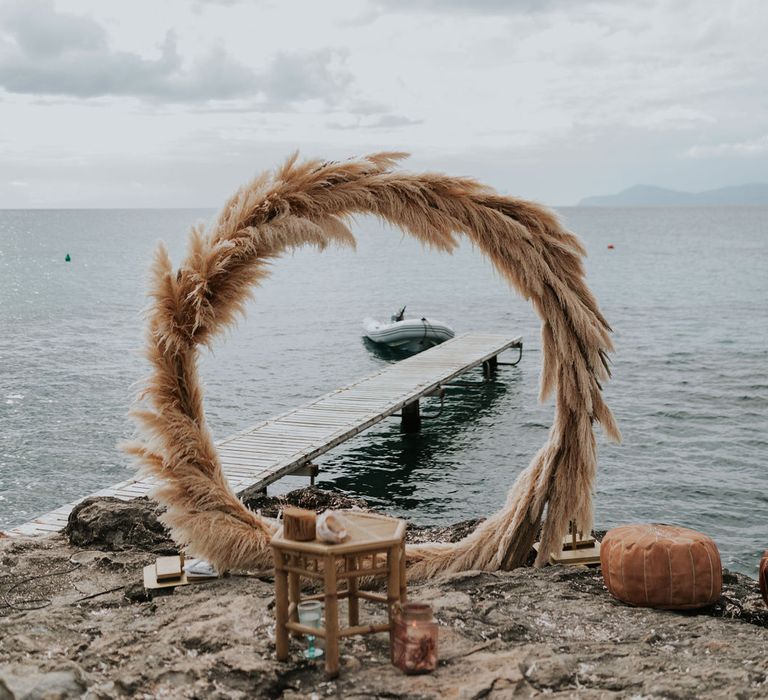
<box><xmin>316</xmin><ymin>510</ymin><xmax>349</xmax><ymax>544</ymax></box>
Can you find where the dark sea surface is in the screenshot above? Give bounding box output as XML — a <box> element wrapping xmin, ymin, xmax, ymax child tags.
<box><xmin>1</xmin><ymin>207</ymin><xmax>766</xmax><ymax>576</ymax></box>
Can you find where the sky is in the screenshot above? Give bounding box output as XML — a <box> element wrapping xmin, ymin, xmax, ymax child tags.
<box><xmin>0</xmin><ymin>0</ymin><xmax>766</xmax><ymax>207</ymax></box>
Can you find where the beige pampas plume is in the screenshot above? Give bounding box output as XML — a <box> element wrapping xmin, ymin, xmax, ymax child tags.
<box><xmin>122</xmin><ymin>152</ymin><xmax>620</xmax><ymax>575</ymax></box>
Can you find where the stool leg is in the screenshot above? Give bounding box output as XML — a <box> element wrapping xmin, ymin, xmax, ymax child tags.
<box><xmin>272</xmin><ymin>549</ymin><xmax>289</xmax><ymax>662</ymax></box>
<box><xmin>324</xmin><ymin>554</ymin><xmax>339</xmax><ymax>678</ymax></box>
<box><xmin>288</xmin><ymin>554</ymin><xmax>300</xmax><ymax>636</ymax></box>
<box><xmin>347</xmin><ymin>555</ymin><xmax>359</xmax><ymax>627</ymax></box>
<box><xmin>387</xmin><ymin>545</ymin><xmax>400</xmax><ymax>662</ymax></box>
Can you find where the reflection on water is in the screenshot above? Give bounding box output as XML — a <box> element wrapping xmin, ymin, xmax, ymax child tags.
<box><xmin>360</xmin><ymin>336</ymin><xmax>417</xmax><ymax>363</ymax></box>
<box><xmin>323</xmin><ymin>368</ymin><xmax>512</xmax><ymax>513</ymax></box>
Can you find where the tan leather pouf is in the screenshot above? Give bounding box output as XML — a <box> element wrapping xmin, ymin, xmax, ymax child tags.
<box><xmin>601</xmin><ymin>524</ymin><xmax>722</xmax><ymax>610</ymax></box>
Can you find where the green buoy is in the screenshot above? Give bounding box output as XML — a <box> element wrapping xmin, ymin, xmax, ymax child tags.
<box><xmin>65</xmin><ymin>253</ymin><xmax>71</xmax><ymax>262</ymax></box>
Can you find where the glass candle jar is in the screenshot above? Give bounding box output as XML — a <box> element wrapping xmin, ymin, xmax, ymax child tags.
<box><xmin>392</xmin><ymin>603</ymin><xmax>438</xmax><ymax>674</ymax></box>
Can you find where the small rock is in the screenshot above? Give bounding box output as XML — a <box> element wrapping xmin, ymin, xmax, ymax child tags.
<box><xmin>524</xmin><ymin>654</ymin><xmax>576</xmax><ymax>690</ymax></box>
<box><xmin>426</xmin><ymin>590</ymin><xmax>472</xmax><ymax>612</ymax></box>
<box><xmin>65</xmin><ymin>497</ymin><xmax>173</xmax><ymax>552</ymax></box>
<box><xmin>342</xmin><ymin>656</ymin><xmax>362</xmax><ymax>672</ymax></box>
<box><xmin>241</xmin><ymin>486</ymin><xmax>370</xmax><ymax>518</ymax></box>
<box><xmin>643</xmin><ymin>632</ymin><xmax>662</xmax><ymax>644</ymax></box>
<box><xmin>124</xmin><ymin>583</ymin><xmax>152</xmax><ymax>603</ymax></box>
<box><xmin>407</xmin><ymin>518</ymin><xmax>484</xmax><ymax>544</ymax></box>
<box><xmin>0</xmin><ymin>668</ymin><xmax>86</xmax><ymax>700</ymax></box>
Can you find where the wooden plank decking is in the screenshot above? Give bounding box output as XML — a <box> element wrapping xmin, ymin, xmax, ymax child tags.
<box><xmin>2</xmin><ymin>332</ymin><xmax>522</xmax><ymax>538</ymax></box>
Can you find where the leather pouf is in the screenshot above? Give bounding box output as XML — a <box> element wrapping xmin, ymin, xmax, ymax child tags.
<box><xmin>760</xmin><ymin>551</ymin><xmax>768</xmax><ymax>607</ymax></box>
<box><xmin>600</xmin><ymin>524</ymin><xmax>722</xmax><ymax>610</ymax></box>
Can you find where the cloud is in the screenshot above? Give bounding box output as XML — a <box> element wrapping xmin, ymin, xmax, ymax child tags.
<box><xmin>341</xmin><ymin>0</ymin><xmax>612</xmax><ymax>26</ymax></box>
<box><xmin>373</xmin><ymin>0</ymin><xmax>565</xmax><ymax>12</ymax></box>
<box><xmin>685</xmin><ymin>135</ymin><xmax>768</xmax><ymax>159</ymax></box>
<box><xmin>328</xmin><ymin>114</ymin><xmax>422</xmax><ymax>130</ymax></box>
<box><xmin>365</xmin><ymin>0</ymin><xmax>616</xmax><ymax>17</ymax></box>
<box><xmin>0</xmin><ymin>0</ymin><xmax>353</xmax><ymax>106</ymax></box>
<box><xmin>0</xmin><ymin>0</ymin><xmax>105</xmax><ymax>57</ymax></box>
<box><xmin>262</xmin><ymin>49</ymin><xmax>352</xmax><ymax>104</ymax></box>
<box><xmin>628</xmin><ymin>106</ymin><xmax>716</xmax><ymax>131</ymax></box>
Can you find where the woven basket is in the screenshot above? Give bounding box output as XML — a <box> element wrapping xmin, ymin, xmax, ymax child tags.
<box><xmin>601</xmin><ymin>524</ymin><xmax>722</xmax><ymax>610</ymax></box>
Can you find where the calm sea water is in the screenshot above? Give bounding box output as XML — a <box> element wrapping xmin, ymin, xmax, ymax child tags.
<box><xmin>1</xmin><ymin>208</ymin><xmax>766</xmax><ymax>576</ymax></box>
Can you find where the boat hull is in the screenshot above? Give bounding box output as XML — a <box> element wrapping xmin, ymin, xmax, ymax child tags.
<box><xmin>363</xmin><ymin>317</ymin><xmax>455</xmax><ymax>353</ymax></box>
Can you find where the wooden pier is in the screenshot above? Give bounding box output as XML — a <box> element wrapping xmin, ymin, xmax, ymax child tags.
<box><xmin>2</xmin><ymin>333</ymin><xmax>522</xmax><ymax>538</ymax></box>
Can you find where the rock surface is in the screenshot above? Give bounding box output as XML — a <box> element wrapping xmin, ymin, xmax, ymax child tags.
<box><xmin>242</xmin><ymin>486</ymin><xmax>373</xmax><ymax>519</ymax></box>
<box><xmin>64</xmin><ymin>487</ymin><xmax>483</xmax><ymax>552</ymax></box>
<box><xmin>0</xmin><ymin>490</ymin><xmax>765</xmax><ymax>698</ymax></box>
<box><xmin>243</xmin><ymin>486</ymin><xmax>484</xmax><ymax>545</ymax></box>
<box><xmin>65</xmin><ymin>496</ymin><xmax>173</xmax><ymax>553</ymax></box>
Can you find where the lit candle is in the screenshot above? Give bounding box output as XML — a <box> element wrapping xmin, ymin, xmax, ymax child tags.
<box><xmin>392</xmin><ymin>603</ymin><xmax>438</xmax><ymax>674</ymax></box>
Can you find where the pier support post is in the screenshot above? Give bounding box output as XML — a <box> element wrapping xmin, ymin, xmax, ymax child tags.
<box><xmin>294</xmin><ymin>462</ymin><xmax>320</xmax><ymax>485</ymax></box>
<box><xmin>400</xmin><ymin>399</ymin><xmax>421</xmax><ymax>433</ymax></box>
<box><xmin>482</xmin><ymin>355</ymin><xmax>498</xmax><ymax>379</ymax></box>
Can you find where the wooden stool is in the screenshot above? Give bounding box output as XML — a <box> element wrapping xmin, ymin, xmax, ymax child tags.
<box><xmin>271</xmin><ymin>511</ymin><xmax>407</xmax><ymax>678</ymax></box>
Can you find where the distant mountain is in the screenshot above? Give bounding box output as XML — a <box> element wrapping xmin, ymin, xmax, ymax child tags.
<box><xmin>579</xmin><ymin>183</ymin><xmax>768</xmax><ymax>207</ymax></box>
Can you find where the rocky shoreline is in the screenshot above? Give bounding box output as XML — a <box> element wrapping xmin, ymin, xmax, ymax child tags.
<box><xmin>1</xmin><ymin>487</ymin><xmax>766</xmax><ymax>698</ymax></box>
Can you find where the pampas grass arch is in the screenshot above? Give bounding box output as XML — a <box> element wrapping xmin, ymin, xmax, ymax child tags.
<box><xmin>124</xmin><ymin>152</ymin><xmax>620</xmax><ymax>578</ymax></box>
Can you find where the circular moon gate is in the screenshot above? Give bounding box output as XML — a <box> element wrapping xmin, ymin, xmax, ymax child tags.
<box><xmin>124</xmin><ymin>153</ymin><xmax>620</xmax><ymax>578</ymax></box>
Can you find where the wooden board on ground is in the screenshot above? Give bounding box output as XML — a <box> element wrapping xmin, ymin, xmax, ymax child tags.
<box><xmin>534</xmin><ymin>540</ymin><xmax>602</xmax><ymax>566</ymax></box>
<box><xmin>143</xmin><ymin>564</ymin><xmax>189</xmax><ymax>590</ymax></box>
<box><xmin>155</xmin><ymin>555</ymin><xmax>184</xmax><ymax>581</ymax></box>
<box><xmin>561</xmin><ymin>533</ymin><xmax>596</xmax><ymax>549</ymax></box>
<box><xmin>143</xmin><ymin>558</ymin><xmax>218</xmax><ymax>591</ymax></box>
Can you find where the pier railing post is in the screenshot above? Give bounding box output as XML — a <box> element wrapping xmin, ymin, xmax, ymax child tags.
<box><xmin>401</xmin><ymin>399</ymin><xmax>421</xmax><ymax>433</ymax></box>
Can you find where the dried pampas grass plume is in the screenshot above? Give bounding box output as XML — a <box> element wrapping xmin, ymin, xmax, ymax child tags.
<box><xmin>123</xmin><ymin>152</ymin><xmax>620</xmax><ymax>576</ymax></box>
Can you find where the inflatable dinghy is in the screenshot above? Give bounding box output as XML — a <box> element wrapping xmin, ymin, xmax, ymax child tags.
<box><xmin>363</xmin><ymin>307</ymin><xmax>455</xmax><ymax>353</ymax></box>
